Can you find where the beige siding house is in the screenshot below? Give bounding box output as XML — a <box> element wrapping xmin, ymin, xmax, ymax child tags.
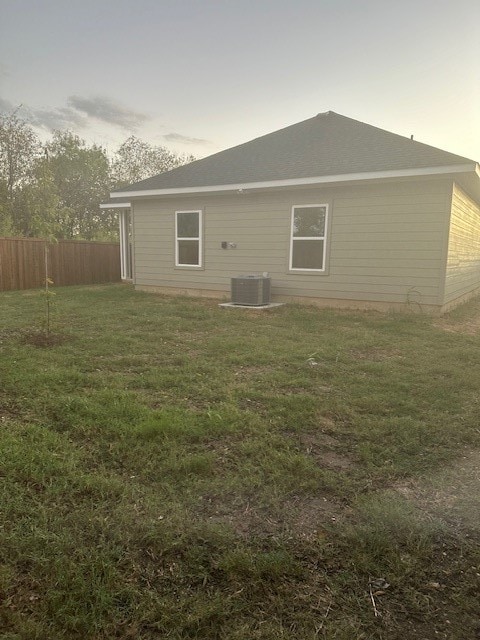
<box><xmin>102</xmin><ymin>112</ymin><xmax>480</xmax><ymax>313</ymax></box>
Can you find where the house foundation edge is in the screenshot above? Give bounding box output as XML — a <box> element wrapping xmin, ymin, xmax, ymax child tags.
<box><xmin>134</xmin><ymin>284</ymin><xmax>453</xmax><ymax>315</ymax></box>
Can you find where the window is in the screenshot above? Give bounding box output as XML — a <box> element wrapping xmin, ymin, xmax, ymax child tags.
<box><xmin>289</xmin><ymin>204</ymin><xmax>328</xmax><ymax>271</ymax></box>
<box><xmin>175</xmin><ymin>210</ymin><xmax>202</xmax><ymax>267</ymax></box>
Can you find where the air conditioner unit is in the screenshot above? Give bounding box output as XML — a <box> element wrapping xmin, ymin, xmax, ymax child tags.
<box><xmin>231</xmin><ymin>275</ymin><xmax>271</xmax><ymax>306</ymax></box>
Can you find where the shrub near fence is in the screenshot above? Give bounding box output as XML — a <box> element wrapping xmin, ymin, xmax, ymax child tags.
<box><xmin>0</xmin><ymin>238</ymin><xmax>121</xmax><ymax>292</ymax></box>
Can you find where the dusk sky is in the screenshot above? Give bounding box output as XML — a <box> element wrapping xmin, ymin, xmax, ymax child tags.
<box><xmin>1</xmin><ymin>0</ymin><xmax>479</xmax><ymax>161</ymax></box>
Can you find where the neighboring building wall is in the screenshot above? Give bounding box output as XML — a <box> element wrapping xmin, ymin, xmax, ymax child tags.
<box><xmin>444</xmin><ymin>183</ymin><xmax>480</xmax><ymax>306</ymax></box>
<box><xmin>133</xmin><ymin>178</ymin><xmax>452</xmax><ymax>309</ymax></box>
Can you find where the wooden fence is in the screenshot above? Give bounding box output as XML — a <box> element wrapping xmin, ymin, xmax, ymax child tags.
<box><xmin>0</xmin><ymin>237</ymin><xmax>121</xmax><ymax>291</ymax></box>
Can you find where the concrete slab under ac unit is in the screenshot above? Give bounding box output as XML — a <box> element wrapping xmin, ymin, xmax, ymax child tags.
<box><xmin>219</xmin><ymin>302</ymin><xmax>285</xmax><ymax>310</ymax></box>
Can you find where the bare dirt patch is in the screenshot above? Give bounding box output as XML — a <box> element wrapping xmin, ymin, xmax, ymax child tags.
<box><xmin>199</xmin><ymin>492</ymin><xmax>348</xmax><ymax>540</ymax></box>
<box><xmin>320</xmin><ymin>416</ymin><xmax>338</xmax><ymax>430</ymax></box>
<box><xmin>288</xmin><ymin>431</ymin><xmax>355</xmax><ymax>471</ymax></box>
<box><xmin>286</xmin><ymin>494</ymin><xmax>351</xmax><ymax>539</ymax></box>
<box><xmin>0</xmin><ymin>403</ymin><xmax>21</xmax><ymax>422</ymax></box>
<box><xmin>21</xmin><ymin>331</ymin><xmax>69</xmax><ymax>348</ymax></box>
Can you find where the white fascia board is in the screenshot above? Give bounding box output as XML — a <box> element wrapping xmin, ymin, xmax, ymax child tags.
<box><xmin>110</xmin><ymin>164</ymin><xmax>477</xmax><ymax>199</ymax></box>
<box><xmin>99</xmin><ymin>202</ymin><xmax>131</xmax><ymax>209</ymax></box>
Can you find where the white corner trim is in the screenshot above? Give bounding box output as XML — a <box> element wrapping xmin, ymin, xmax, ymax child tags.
<box><xmin>99</xmin><ymin>202</ymin><xmax>131</xmax><ymax>209</ymax></box>
<box><xmin>109</xmin><ymin>164</ymin><xmax>477</xmax><ymax>199</ymax></box>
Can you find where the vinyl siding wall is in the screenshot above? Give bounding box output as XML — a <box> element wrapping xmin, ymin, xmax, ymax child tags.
<box><xmin>133</xmin><ymin>179</ymin><xmax>451</xmax><ymax>308</ymax></box>
<box><xmin>444</xmin><ymin>183</ymin><xmax>480</xmax><ymax>305</ymax></box>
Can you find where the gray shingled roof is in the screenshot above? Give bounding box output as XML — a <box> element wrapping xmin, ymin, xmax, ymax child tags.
<box><xmin>113</xmin><ymin>111</ymin><xmax>475</xmax><ymax>193</ymax></box>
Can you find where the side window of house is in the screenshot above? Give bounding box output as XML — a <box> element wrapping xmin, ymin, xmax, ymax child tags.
<box><xmin>175</xmin><ymin>210</ymin><xmax>202</xmax><ymax>267</ymax></box>
<box><xmin>289</xmin><ymin>204</ymin><xmax>328</xmax><ymax>271</ymax></box>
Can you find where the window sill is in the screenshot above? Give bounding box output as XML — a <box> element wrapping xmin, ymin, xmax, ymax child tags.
<box><xmin>174</xmin><ymin>265</ymin><xmax>205</xmax><ymax>271</ymax></box>
<box><xmin>288</xmin><ymin>268</ymin><xmax>329</xmax><ymax>276</ymax></box>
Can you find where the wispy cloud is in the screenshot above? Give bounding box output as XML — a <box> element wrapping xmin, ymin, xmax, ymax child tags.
<box><xmin>0</xmin><ymin>97</ymin><xmax>86</xmax><ymax>129</ymax></box>
<box><xmin>68</xmin><ymin>95</ymin><xmax>149</xmax><ymax>131</ymax></box>
<box><xmin>1</xmin><ymin>94</ymin><xmax>150</xmax><ymax>133</ymax></box>
<box><xmin>28</xmin><ymin>106</ymin><xmax>87</xmax><ymax>130</ymax></box>
<box><xmin>163</xmin><ymin>132</ymin><xmax>211</xmax><ymax>146</ymax></box>
<box><xmin>0</xmin><ymin>99</ymin><xmax>77</xmax><ymax>131</ymax></box>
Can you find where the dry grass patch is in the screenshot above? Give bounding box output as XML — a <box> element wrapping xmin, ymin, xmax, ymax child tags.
<box><xmin>434</xmin><ymin>295</ymin><xmax>480</xmax><ymax>335</ymax></box>
<box><xmin>395</xmin><ymin>449</ymin><xmax>480</xmax><ymax>534</ymax></box>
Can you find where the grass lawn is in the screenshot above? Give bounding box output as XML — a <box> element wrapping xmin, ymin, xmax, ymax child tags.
<box><xmin>1</xmin><ymin>284</ymin><xmax>479</xmax><ymax>639</ymax></box>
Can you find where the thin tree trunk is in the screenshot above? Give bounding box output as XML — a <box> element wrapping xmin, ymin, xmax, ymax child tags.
<box><xmin>44</xmin><ymin>240</ymin><xmax>50</xmax><ymax>336</ymax></box>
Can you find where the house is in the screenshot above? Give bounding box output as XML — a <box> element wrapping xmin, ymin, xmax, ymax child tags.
<box><xmin>101</xmin><ymin>112</ymin><xmax>480</xmax><ymax>313</ymax></box>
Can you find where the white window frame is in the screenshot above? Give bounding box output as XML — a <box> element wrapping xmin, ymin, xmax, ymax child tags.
<box><xmin>289</xmin><ymin>204</ymin><xmax>328</xmax><ymax>272</ymax></box>
<box><xmin>175</xmin><ymin>209</ymin><xmax>203</xmax><ymax>267</ymax></box>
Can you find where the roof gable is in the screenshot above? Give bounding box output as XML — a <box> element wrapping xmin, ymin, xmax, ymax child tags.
<box><xmin>113</xmin><ymin>111</ymin><xmax>476</xmax><ymax>194</ymax></box>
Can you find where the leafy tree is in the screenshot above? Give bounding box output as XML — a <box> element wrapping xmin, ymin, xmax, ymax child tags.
<box><xmin>111</xmin><ymin>135</ymin><xmax>194</xmax><ymax>188</ymax></box>
<box><xmin>0</xmin><ymin>113</ymin><xmax>195</xmax><ymax>240</ymax></box>
<box><xmin>0</xmin><ymin>111</ymin><xmax>40</xmax><ymax>234</ymax></box>
<box><xmin>0</xmin><ymin>111</ymin><xmax>40</xmax><ymax>197</ymax></box>
<box><xmin>0</xmin><ymin>180</ymin><xmax>13</xmax><ymax>235</ymax></box>
<box><xmin>12</xmin><ymin>159</ymin><xmax>67</xmax><ymax>237</ymax></box>
<box><xmin>46</xmin><ymin>131</ymin><xmax>114</xmax><ymax>240</ymax></box>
